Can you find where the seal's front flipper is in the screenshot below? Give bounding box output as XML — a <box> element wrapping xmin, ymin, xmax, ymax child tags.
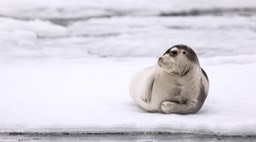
<box><xmin>161</xmin><ymin>101</ymin><xmax>199</xmax><ymax>114</ymax></box>
<box><xmin>141</xmin><ymin>75</ymin><xmax>154</xmax><ymax>103</ymax></box>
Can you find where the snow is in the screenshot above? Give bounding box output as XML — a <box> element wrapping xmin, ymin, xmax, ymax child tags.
<box><xmin>1</xmin><ymin>0</ymin><xmax>256</xmax><ymax>19</ymax></box>
<box><xmin>1</xmin><ymin>0</ymin><xmax>256</xmax><ymax>59</ymax></box>
<box><xmin>0</xmin><ymin>0</ymin><xmax>256</xmax><ymax>137</ymax></box>
<box><xmin>1</xmin><ymin>16</ymin><xmax>256</xmax><ymax>59</ymax></box>
<box><xmin>0</xmin><ymin>58</ymin><xmax>256</xmax><ymax>136</ymax></box>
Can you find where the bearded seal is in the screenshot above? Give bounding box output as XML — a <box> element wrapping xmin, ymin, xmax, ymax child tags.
<box><xmin>129</xmin><ymin>44</ymin><xmax>209</xmax><ymax>114</ymax></box>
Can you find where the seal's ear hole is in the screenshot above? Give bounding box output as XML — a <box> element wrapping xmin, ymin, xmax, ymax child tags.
<box><xmin>183</xmin><ymin>51</ymin><xmax>186</xmax><ymax>54</ymax></box>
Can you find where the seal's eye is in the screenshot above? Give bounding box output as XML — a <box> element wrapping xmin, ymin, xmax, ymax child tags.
<box><xmin>183</xmin><ymin>51</ymin><xmax>186</xmax><ymax>54</ymax></box>
<box><xmin>170</xmin><ymin>50</ymin><xmax>178</xmax><ymax>56</ymax></box>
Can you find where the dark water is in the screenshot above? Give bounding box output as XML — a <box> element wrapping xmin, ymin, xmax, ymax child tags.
<box><xmin>0</xmin><ymin>134</ymin><xmax>255</xmax><ymax>142</ymax></box>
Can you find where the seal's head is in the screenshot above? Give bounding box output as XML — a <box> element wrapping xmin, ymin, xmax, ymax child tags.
<box><xmin>158</xmin><ymin>44</ymin><xmax>199</xmax><ymax>76</ymax></box>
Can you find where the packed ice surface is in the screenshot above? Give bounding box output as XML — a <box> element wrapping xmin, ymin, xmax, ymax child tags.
<box><xmin>0</xmin><ymin>0</ymin><xmax>256</xmax><ymax>136</ymax></box>
<box><xmin>0</xmin><ymin>58</ymin><xmax>256</xmax><ymax>136</ymax></box>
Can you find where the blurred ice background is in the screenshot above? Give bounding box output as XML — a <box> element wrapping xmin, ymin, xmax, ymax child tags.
<box><xmin>0</xmin><ymin>0</ymin><xmax>256</xmax><ymax>61</ymax></box>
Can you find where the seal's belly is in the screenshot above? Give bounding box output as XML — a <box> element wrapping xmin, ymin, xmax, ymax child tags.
<box><xmin>149</xmin><ymin>80</ymin><xmax>181</xmax><ymax>110</ymax></box>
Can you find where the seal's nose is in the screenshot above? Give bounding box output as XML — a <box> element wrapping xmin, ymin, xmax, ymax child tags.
<box><xmin>158</xmin><ymin>57</ymin><xmax>163</xmax><ymax>61</ymax></box>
